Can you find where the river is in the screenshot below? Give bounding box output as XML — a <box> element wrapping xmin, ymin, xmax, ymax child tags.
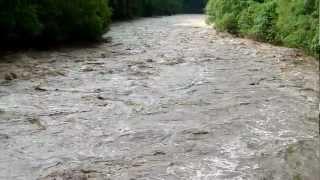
<box><xmin>0</xmin><ymin>15</ymin><xmax>319</xmax><ymax>180</ymax></box>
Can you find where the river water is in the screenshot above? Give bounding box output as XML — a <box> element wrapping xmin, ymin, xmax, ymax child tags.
<box><xmin>0</xmin><ymin>15</ymin><xmax>319</xmax><ymax>180</ymax></box>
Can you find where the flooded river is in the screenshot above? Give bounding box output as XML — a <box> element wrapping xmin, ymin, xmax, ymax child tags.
<box><xmin>0</xmin><ymin>15</ymin><xmax>319</xmax><ymax>180</ymax></box>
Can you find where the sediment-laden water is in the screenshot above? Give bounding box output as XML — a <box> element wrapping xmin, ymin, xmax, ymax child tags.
<box><xmin>0</xmin><ymin>15</ymin><xmax>319</xmax><ymax>180</ymax></box>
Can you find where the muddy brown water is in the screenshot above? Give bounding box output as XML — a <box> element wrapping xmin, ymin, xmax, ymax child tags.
<box><xmin>0</xmin><ymin>15</ymin><xmax>319</xmax><ymax>180</ymax></box>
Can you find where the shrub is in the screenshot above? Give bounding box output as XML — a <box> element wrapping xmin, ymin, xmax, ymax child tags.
<box><xmin>216</xmin><ymin>13</ymin><xmax>239</xmax><ymax>33</ymax></box>
<box><xmin>250</xmin><ymin>1</ymin><xmax>278</xmax><ymax>42</ymax></box>
<box><xmin>277</xmin><ymin>0</ymin><xmax>319</xmax><ymax>55</ymax></box>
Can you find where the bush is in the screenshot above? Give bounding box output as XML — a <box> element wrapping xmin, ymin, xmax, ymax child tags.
<box><xmin>216</xmin><ymin>13</ymin><xmax>239</xmax><ymax>33</ymax></box>
<box><xmin>0</xmin><ymin>0</ymin><xmax>112</xmax><ymax>46</ymax></box>
<box><xmin>206</xmin><ymin>0</ymin><xmax>249</xmax><ymax>32</ymax></box>
<box><xmin>276</xmin><ymin>0</ymin><xmax>319</xmax><ymax>55</ymax></box>
<box><xmin>206</xmin><ymin>0</ymin><xmax>320</xmax><ymax>57</ymax></box>
<box><xmin>250</xmin><ymin>1</ymin><xmax>278</xmax><ymax>42</ymax></box>
<box><xmin>238</xmin><ymin>2</ymin><xmax>258</xmax><ymax>36</ymax></box>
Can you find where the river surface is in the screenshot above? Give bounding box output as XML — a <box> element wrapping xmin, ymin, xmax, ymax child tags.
<box><xmin>0</xmin><ymin>15</ymin><xmax>319</xmax><ymax>180</ymax></box>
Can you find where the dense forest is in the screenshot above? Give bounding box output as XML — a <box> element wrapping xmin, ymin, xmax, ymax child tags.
<box><xmin>206</xmin><ymin>0</ymin><xmax>320</xmax><ymax>57</ymax></box>
<box><xmin>0</xmin><ymin>0</ymin><xmax>111</xmax><ymax>45</ymax></box>
<box><xmin>0</xmin><ymin>0</ymin><xmax>318</xmax><ymax>57</ymax></box>
<box><xmin>109</xmin><ymin>0</ymin><xmax>207</xmax><ymax>19</ymax></box>
<box><xmin>109</xmin><ymin>0</ymin><xmax>183</xmax><ymax>19</ymax></box>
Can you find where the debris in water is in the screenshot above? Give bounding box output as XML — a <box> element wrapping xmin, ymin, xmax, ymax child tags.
<box><xmin>27</xmin><ymin>117</ymin><xmax>46</xmax><ymax>130</ymax></box>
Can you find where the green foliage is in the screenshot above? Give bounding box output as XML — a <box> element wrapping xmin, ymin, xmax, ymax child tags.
<box><xmin>216</xmin><ymin>13</ymin><xmax>239</xmax><ymax>33</ymax></box>
<box><xmin>0</xmin><ymin>0</ymin><xmax>208</xmax><ymax>45</ymax></box>
<box><xmin>250</xmin><ymin>1</ymin><xmax>278</xmax><ymax>42</ymax></box>
<box><xmin>109</xmin><ymin>0</ymin><xmax>208</xmax><ymax>20</ymax></box>
<box><xmin>109</xmin><ymin>0</ymin><xmax>184</xmax><ymax>20</ymax></box>
<box><xmin>206</xmin><ymin>0</ymin><xmax>249</xmax><ymax>32</ymax></box>
<box><xmin>109</xmin><ymin>0</ymin><xmax>144</xmax><ymax>19</ymax></box>
<box><xmin>276</xmin><ymin>0</ymin><xmax>319</xmax><ymax>55</ymax></box>
<box><xmin>183</xmin><ymin>0</ymin><xmax>208</xmax><ymax>13</ymax></box>
<box><xmin>0</xmin><ymin>0</ymin><xmax>112</xmax><ymax>45</ymax></box>
<box><xmin>148</xmin><ymin>0</ymin><xmax>183</xmax><ymax>15</ymax></box>
<box><xmin>206</xmin><ymin>0</ymin><xmax>320</xmax><ymax>57</ymax></box>
<box><xmin>0</xmin><ymin>0</ymin><xmax>42</xmax><ymax>41</ymax></box>
<box><xmin>238</xmin><ymin>3</ymin><xmax>257</xmax><ymax>34</ymax></box>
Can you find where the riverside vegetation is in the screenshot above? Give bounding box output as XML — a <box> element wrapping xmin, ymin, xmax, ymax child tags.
<box><xmin>0</xmin><ymin>0</ymin><xmax>318</xmax><ymax>58</ymax></box>
<box><xmin>206</xmin><ymin>0</ymin><xmax>320</xmax><ymax>57</ymax></box>
<box><xmin>0</xmin><ymin>0</ymin><xmax>112</xmax><ymax>44</ymax></box>
<box><xmin>0</xmin><ymin>0</ymin><xmax>206</xmax><ymax>46</ymax></box>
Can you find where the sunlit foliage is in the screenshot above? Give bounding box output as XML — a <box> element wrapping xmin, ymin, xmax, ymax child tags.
<box><xmin>206</xmin><ymin>0</ymin><xmax>319</xmax><ymax>57</ymax></box>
